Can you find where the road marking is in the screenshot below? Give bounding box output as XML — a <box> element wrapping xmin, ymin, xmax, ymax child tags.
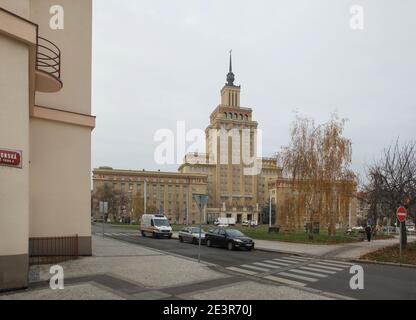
<box><xmin>226</xmin><ymin>267</ymin><xmax>258</xmax><ymax>276</ymax></box>
<box><xmin>308</xmin><ymin>264</ymin><xmax>343</xmax><ymax>271</ymax></box>
<box><xmin>104</xmin><ymin>233</ymin><xmax>112</xmax><ymax>236</ymax></box>
<box><xmin>281</xmin><ymin>256</ymin><xmax>312</xmax><ymax>262</ymax></box>
<box><xmin>290</xmin><ymin>269</ymin><xmax>328</xmax><ymax>278</ymax></box>
<box><xmin>272</xmin><ymin>258</ymin><xmax>297</xmax><ymax>264</ymax></box>
<box><xmin>253</xmin><ymin>262</ymin><xmax>282</xmax><ymax>269</ymax></box>
<box><xmin>299</xmin><ymin>266</ymin><xmax>337</xmax><ymax>274</ymax></box>
<box><xmin>241</xmin><ymin>264</ymin><xmax>270</xmax><ymax>272</ymax></box>
<box><xmin>265</xmin><ymin>275</ymin><xmax>307</xmax><ymax>287</ymax></box>
<box><xmin>278</xmin><ymin>272</ymin><xmax>319</xmax><ymax>282</ymax></box>
<box><xmin>265</xmin><ymin>260</ymin><xmax>292</xmax><ymax>266</ymax></box>
<box><xmin>315</xmin><ymin>261</ymin><xmax>349</xmax><ymax>268</ymax></box>
<box><xmin>322</xmin><ymin>259</ymin><xmax>354</xmax><ymax>266</ymax></box>
<box><xmin>278</xmin><ymin>257</ymin><xmax>306</xmax><ymax>264</ymax></box>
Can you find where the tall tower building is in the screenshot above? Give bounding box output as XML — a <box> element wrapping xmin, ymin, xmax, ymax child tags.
<box><xmin>179</xmin><ymin>52</ymin><xmax>281</xmax><ymax>223</ymax></box>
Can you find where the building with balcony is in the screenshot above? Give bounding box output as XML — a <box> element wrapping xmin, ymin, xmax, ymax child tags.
<box><xmin>0</xmin><ymin>0</ymin><xmax>94</xmax><ymax>291</ymax></box>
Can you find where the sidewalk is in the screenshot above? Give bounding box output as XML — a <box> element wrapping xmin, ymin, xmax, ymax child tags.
<box><xmin>254</xmin><ymin>236</ymin><xmax>416</xmax><ymax>260</ymax></box>
<box><xmin>0</xmin><ymin>235</ymin><xmax>332</xmax><ymax>300</ymax></box>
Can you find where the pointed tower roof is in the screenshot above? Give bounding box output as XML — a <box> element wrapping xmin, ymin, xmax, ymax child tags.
<box><xmin>226</xmin><ymin>50</ymin><xmax>236</xmax><ymax>86</ymax></box>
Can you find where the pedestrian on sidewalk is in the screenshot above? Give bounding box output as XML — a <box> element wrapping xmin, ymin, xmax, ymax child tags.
<box><xmin>365</xmin><ymin>225</ymin><xmax>372</xmax><ymax>242</ymax></box>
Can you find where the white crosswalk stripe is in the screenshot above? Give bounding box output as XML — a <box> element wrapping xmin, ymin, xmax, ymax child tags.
<box><xmin>265</xmin><ymin>260</ymin><xmax>292</xmax><ymax>266</ymax></box>
<box><xmin>308</xmin><ymin>263</ymin><xmax>343</xmax><ymax>271</ymax></box>
<box><xmin>272</xmin><ymin>258</ymin><xmax>297</xmax><ymax>265</ymax></box>
<box><xmin>290</xmin><ymin>269</ymin><xmax>328</xmax><ymax>278</ymax></box>
<box><xmin>226</xmin><ymin>267</ymin><xmax>258</xmax><ymax>276</ymax></box>
<box><xmin>241</xmin><ymin>264</ymin><xmax>270</xmax><ymax>272</ymax></box>
<box><xmin>279</xmin><ymin>256</ymin><xmax>311</xmax><ymax>262</ymax></box>
<box><xmin>299</xmin><ymin>266</ymin><xmax>337</xmax><ymax>274</ymax></box>
<box><xmin>226</xmin><ymin>256</ymin><xmax>350</xmax><ymax>288</ymax></box>
<box><xmin>265</xmin><ymin>275</ymin><xmax>307</xmax><ymax>287</ymax></box>
<box><xmin>315</xmin><ymin>261</ymin><xmax>350</xmax><ymax>268</ymax></box>
<box><xmin>323</xmin><ymin>259</ymin><xmax>354</xmax><ymax>267</ymax></box>
<box><xmin>278</xmin><ymin>272</ymin><xmax>318</xmax><ymax>282</ymax></box>
<box><xmin>253</xmin><ymin>262</ymin><xmax>283</xmax><ymax>269</ymax></box>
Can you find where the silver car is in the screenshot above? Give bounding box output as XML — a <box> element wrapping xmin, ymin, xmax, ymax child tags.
<box><xmin>178</xmin><ymin>227</ymin><xmax>206</xmax><ymax>244</ymax></box>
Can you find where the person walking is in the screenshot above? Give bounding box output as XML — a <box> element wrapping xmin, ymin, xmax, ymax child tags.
<box><xmin>365</xmin><ymin>225</ymin><xmax>372</xmax><ymax>242</ymax></box>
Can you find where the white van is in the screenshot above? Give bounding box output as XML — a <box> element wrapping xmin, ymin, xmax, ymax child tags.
<box><xmin>140</xmin><ymin>214</ymin><xmax>173</xmax><ymax>238</ymax></box>
<box><xmin>214</xmin><ymin>217</ymin><xmax>236</xmax><ymax>226</ymax></box>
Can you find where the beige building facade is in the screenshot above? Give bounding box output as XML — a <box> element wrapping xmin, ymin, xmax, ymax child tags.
<box><xmin>179</xmin><ymin>55</ymin><xmax>282</xmax><ymax>223</ymax></box>
<box><xmin>0</xmin><ymin>1</ymin><xmax>94</xmax><ymax>291</ymax></box>
<box><xmin>92</xmin><ymin>168</ymin><xmax>208</xmax><ymax>225</ymax></box>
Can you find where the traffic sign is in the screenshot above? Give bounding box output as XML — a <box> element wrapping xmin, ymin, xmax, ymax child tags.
<box><xmin>99</xmin><ymin>201</ymin><xmax>108</xmax><ymax>214</ymax></box>
<box><xmin>193</xmin><ymin>194</ymin><xmax>208</xmax><ymax>211</ymax></box>
<box><xmin>192</xmin><ymin>193</ymin><xmax>209</xmax><ymax>264</ymax></box>
<box><xmin>397</xmin><ymin>206</ymin><xmax>407</xmax><ymax>223</ymax></box>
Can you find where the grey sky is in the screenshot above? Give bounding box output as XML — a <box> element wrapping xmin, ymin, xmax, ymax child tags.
<box><xmin>91</xmin><ymin>0</ymin><xmax>416</xmax><ymax>181</ymax></box>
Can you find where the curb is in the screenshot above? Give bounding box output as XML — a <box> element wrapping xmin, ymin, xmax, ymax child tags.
<box><xmin>352</xmin><ymin>259</ymin><xmax>416</xmax><ymax>269</ymax></box>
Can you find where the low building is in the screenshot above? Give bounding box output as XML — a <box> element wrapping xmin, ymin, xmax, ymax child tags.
<box><xmin>92</xmin><ymin>167</ymin><xmax>208</xmax><ymax>225</ymax></box>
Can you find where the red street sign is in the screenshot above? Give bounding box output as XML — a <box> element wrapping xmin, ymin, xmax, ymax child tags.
<box><xmin>0</xmin><ymin>149</ymin><xmax>22</xmax><ymax>168</ymax></box>
<box><xmin>397</xmin><ymin>206</ymin><xmax>407</xmax><ymax>223</ymax></box>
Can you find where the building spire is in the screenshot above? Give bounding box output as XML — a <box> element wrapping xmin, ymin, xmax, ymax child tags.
<box><xmin>226</xmin><ymin>49</ymin><xmax>235</xmax><ymax>86</ymax></box>
<box><xmin>229</xmin><ymin>49</ymin><xmax>233</xmax><ymax>73</ymax></box>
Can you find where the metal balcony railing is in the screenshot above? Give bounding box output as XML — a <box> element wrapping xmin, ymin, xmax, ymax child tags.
<box><xmin>36</xmin><ymin>36</ymin><xmax>61</xmax><ymax>82</ymax></box>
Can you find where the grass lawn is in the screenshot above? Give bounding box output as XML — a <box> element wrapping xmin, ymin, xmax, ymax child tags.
<box><xmin>231</xmin><ymin>225</ymin><xmax>361</xmax><ymax>244</ymax></box>
<box><xmin>361</xmin><ymin>241</ymin><xmax>416</xmax><ymax>265</ymax></box>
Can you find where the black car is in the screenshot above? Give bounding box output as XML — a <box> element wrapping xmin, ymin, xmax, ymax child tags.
<box><xmin>206</xmin><ymin>228</ymin><xmax>255</xmax><ymax>251</ymax></box>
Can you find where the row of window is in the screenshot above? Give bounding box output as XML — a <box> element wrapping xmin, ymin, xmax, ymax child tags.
<box><xmin>96</xmin><ymin>175</ymin><xmax>205</xmax><ymax>184</ymax></box>
<box><xmin>223</xmin><ymin>112</ymin><xmax>249</xmax><ymax>121</ymax></box>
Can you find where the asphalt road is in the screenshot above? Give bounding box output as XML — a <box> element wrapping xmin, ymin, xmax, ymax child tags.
<box><xmin>93</xmin><ymin>224</ymin><xmax>416</xmax><ymax>300</ymax></box>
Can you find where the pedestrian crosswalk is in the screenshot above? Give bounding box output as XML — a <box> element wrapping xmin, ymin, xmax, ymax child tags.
<box><xmin>94</xmin><ymin>232</ymin><xmax>138</xmax><ymax>237</ymax></box>
<box><xmin>226</xmin><ymin>256</ymin><xmax>353</xmax><ymax>287</ymax></box>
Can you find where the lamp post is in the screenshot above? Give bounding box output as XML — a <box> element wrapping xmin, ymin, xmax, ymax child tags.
<box><xmin>269</xmin><ymin>191</ymin><xmax>272</xmax><ymax>229</ymax></box>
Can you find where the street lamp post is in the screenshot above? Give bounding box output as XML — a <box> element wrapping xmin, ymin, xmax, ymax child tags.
<box><xmin>269</xmin><ymin>191</ymin><xmax>272</xmax><ymax>229</ymax></box>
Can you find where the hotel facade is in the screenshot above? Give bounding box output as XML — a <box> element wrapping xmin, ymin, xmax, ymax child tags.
<box><xmin>0</xmin><ymin>0</ymin><xmax>94</xmax><ymax>291</ymax></box>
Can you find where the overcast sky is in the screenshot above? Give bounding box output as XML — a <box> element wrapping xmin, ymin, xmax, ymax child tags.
<box><xmin>91</xmin><ymin>0</ymin><xmax>416</xmax><ymax>181</ymax></box>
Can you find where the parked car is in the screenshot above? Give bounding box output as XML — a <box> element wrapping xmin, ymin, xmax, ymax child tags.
<box><xmin>178</xmin><ymin>227</ymin><xmax>206</xmax><ymax>244</ymax></box>
<box><xmin>242</xmin><ymin>220</ymin><xmax>258</xmax><ymax>227</ymax></box>
<box><xmin>206</xmin><ymin>228</ymin><xmax>255</xmax><ymax>251</ymax></box>
<box><xmin>140</xmin><ymin>214</ymin><xmax>172</xmax><ymax>238</ymax></box>
<box><xmin>407</xmin><ymin>225</ymin><xmax>415</xmax><ymax>233</ymax></box>
<box><xmin>214</xmin><ymin>217</ymin><xmax>236</xmax><ymax>226</ymax></box>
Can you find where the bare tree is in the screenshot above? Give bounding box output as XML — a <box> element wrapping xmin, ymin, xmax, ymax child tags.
<box><xmin>277</xmin><ymin>114</ymin><xmax>356</xmax><ymax>238</ymax></box>
<box><xmin>364</xmin><ymin>139</ymin><xmax>416</xmax><ymax>247</ymax></box>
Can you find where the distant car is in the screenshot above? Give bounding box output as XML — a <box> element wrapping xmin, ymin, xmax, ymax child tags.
<box><xmin>206</xmin><ymin>228</ymin><xmax>255</xmax><ymax>251</ymax></box>
<box><xmin>407</xmin><ymin>226</ymin><xmax>415</xmax><ymax>233</ymax></box>
<box><xmin>242</xmin><ymin>220</ymin><xmax>258</xmax><ymax>227</ymax></box>
<box><xmin>352</xmin><ymin>226</ymin><xmax>364</xmax><ymax>231</ymax></box>
<box><xmin>214</xmin><ymin>217</ymin><xmax>236</xmax><ymax>226</ymax></box>
<box><xmin>178</xmin><ymin>227</ymin><xmax>206</xmax><ymax>244</ymax></box>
